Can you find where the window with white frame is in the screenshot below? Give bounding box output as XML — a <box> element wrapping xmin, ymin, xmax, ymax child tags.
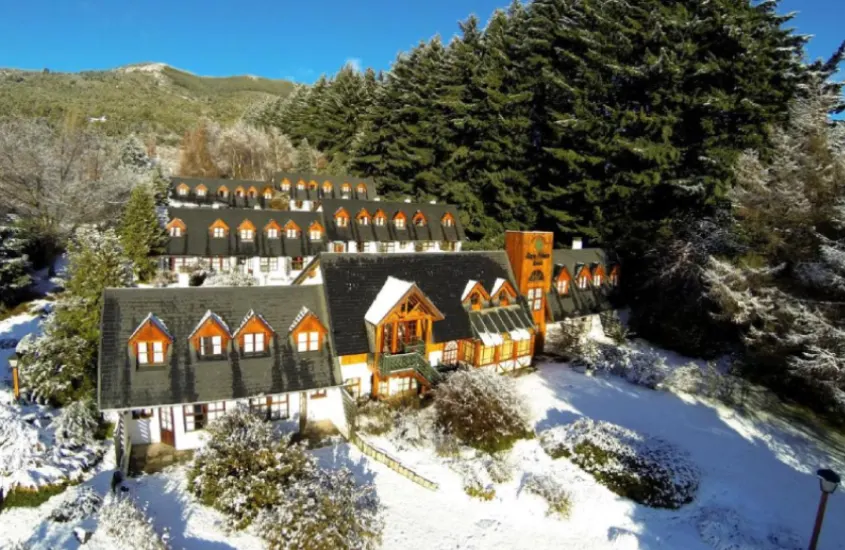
<box><xmin>578</xmin><ymin>275</ymin><xmax>589</xmax><ymax>289</ymax></box>
<box><xmin>395</xmin><ymin>217</ymin><xmax>406</xmax><ymax>229</ymax></box>
<box><xmin>197</xmin><ymin>188</ymin><xmax>207</xmax><ymax>197</ymax></box>
<box><xmin>200</xmin><ymin>335</ymin><xmax>223</xmax><ymax>357</ymax></box>
<box><xmin>309</xmin><ymin>229</ymin><xmax>322</xmax><ymax>240</ymax></box>
<box><xmin>593</xmin><ymin>273</ymin><xmax>602</xmax><ymax>286</ymax></box>
<box><xmin>240</xmin><ymin>229</ymin><xmax>254</xmax><ymax>241</ymax></box>
<box><xmin>359</xmin><ymin>216</ymin><xmax>369</xmax><ymax>225</ymax></box>
<box><xmin>219</xmin><ymin>189</ymin><xmax>228</xmax><ymax>198</ymax></box>
<box><xmin>393</xmin><ymin>377</ymin><xmax>413</xmax><ymax>393</ymax></box>
<box><xmin>286</xmin><ymin>227</ymin><xmax>299</xmax><ymax>238</ymax></box>
<box><xmin>137</xmin><ymin>342</ymin><xmax>149</xmax><ymax>365</ymax></box>
<box><xmin>178</xmin><ymin>187</ymin><xmax>188</xmax><ymax>196</ymax></box>
<box><xmin>344</xmin><ymin>377</ymin><xmax>362</xmax><ymax>399</ymax></box>
<box><xmin>296</xmin><ymin>331</ymin><xmax>320</xmax><ymax>352</ymax></box>
<box><xmin>212</xmin><ymin>227</ymin><xmax>226</xmax><ymax>238</ymax></box>
<box><xmin>267</xmin><ymin>228</ymin><xmax>279</xmax><ymax>239</ymax></box>
<box><xmin>297</xmin><ymin>182</ymin><xmax>305</xmax><ymax>190</ymax></box>
<box><xmin>269</xmin><ymin>395</ymin><xmax>289</xmax><ymax>419</ymax></box>
<box><xmin>282</xmin><ymin>182</ymin><xmax>290</xmax><ymax>191</ymax></box>
<box><xmin>378</xmin><ymin>380</ymin><xmax>388</xmax><ymax>396</ymax></box>
<box><xmin>264</xmin><ymin>191</ymin><xmax>273</xmax><ymax>199</ymax></box>
<box><xmin>249</xmin><ymin>397</ymin><xmax>268</xmax><ymax>417</ymax></box>
<box><xmin>374</xmin><ymin>216</ymin><xmax>385</xmax><ymax>227</ymax></box>
<box><xmin>386</xmin><ymin>242</ymin><xmax>397</xmax><ymax>253</ymax></box>
<box><xmin>270</xmin><ymin>258</ymin><xmax>279</xmax><ymax>271</ymax></box>
<box><xmin>556</xmin><ymin>279</ymin><xmax>569</xmax><ymax>295</ymax></box>
<box><xmin>152</xmin><ymin>341</ymin><xmax>164</xmax><ymax>363</ymax></box>
<box><xmin>442</xmin><ymin>217</ymin><xmax>454</xmax><ymax>227</ymax></box>
<box><xmin>183</xmin><ymin>404</ymin><xmax>206</xmax><ymax>432</ymax></box>
<box><xmin>243</xmin><ymin>332</ymin><xmax>265</xmax><ymax>354</ymax></box>
<box><xmin>137</xmin><ymin>341</ymin><xmax>165</xmax><ymax>366</ymax></box>
<box><xmin>336</xmin><ymin>216</ymin><xmax>348</xmax><ymax>227</ymax></box>
<box><xmin>206</xmin><ymin>402</ymin><xmax>225</xmax><ymax>423</ymax></box>
<box><xmin>527</xmin><ymin>288</ymin><xmax>543</xmax><ymax>311</ymax></box>
<box><xmin>260</xmin><ymin>257</ymin><xmax>270</xmax><ymax>272</ymax></box>
<box><xmin>170</xmin><ymin>226</ymin><xmax>183</xmax><ymax>237</ymax></box>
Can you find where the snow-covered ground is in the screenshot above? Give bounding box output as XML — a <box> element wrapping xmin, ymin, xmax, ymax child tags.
<box><xmin>5</xmin><ymin>361</ymin><xmax>844</xmax><ymax>549</ymax></box>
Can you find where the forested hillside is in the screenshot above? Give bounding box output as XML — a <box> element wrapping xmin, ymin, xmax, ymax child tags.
<box><xmin>0</xmin><ymin>63</ymin><xmax>294</xmax><ymax>143</ymax></box>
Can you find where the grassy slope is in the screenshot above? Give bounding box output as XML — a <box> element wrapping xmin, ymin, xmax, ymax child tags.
<box><xmin>0</xmin><ymin>65</ymin><xmax>294</xmax><ymax>143</ymax></box>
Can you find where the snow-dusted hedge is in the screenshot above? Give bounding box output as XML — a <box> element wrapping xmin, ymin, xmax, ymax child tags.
<box><xmin>580</xmin><ymin>343</ymin><xmax>670</xmax><ymax>389</ymax></box>
<box><xmin>48</xmin><ymin>485</ymin><xmax>102</xmax><ymax>523</ymax></box>
<box><xmin>695</xmin><ymin>506</ymin><xmax>802</xmax><ymax>550</ymax></box>
<box><xmin>540</xmin><ymin>419</ymin><xmax>699</xmax><ymax>509</ymax></box>
<box><xmin>522</xmin><ymin>473</ymin><xmax>572</xmax><ymax>518</ymax></box>
<box><xmin>435</xmin><ymin>368</ymin><xmax>532</xmax><ymax>453</ymax></box>
<box><xmin>91</xmin><ymin>494</ymin><xmax>170</xmax><ymax>550</ymax></box>
<box><xmin>255</xmin><ymin>468</ymin><xmax>383</xmax><ymax>550</ymax></box>
<box><xmin>53</xmin><ymin>400</ymin><xmax>99</xmax><ymax>449</ymax></box>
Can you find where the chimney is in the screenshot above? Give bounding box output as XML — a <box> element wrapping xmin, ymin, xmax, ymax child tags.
<box><xmin>429</xmin><ymin>199</ymin><xmax>437</xmax><ymax>204</ymax></box>
<box><xmin>404</xmin><ymin>198</ymin><xmax>412</xmax><ymax>203</ymax></box>
<box><xmin>572</xmin><ymin>237</ymin><xmax>583</xmax><ymax>250</ymax></box>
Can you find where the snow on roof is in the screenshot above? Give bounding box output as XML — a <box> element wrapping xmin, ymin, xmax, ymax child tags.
<box><xmin>509</xmin><ymin>328</ymin><xmax>532</xmax><ymax>341</ymax></box>
<box><xmin>129</xmin><ymin>313</ymin><xmax>173</xmax><ymax>341</ymax></box>
<box><xmin>234</xmin><ymin>309</ymin><xmax>275</xmax><ymax>335</ymax></box>
<box><xmin>365</xmin><ymin>276</ymin><xmax>415</xmax><ymax>325</ymax></box>
<box><xmin>461</xmin><ymin>280</ymin><xmax>479</xmax><ymax>301</ymax></box>
<box><xmin>189</xmin><ymin>310</ymin><xmax>230</xmax><ymax>338</ymax></box>
<box><xmin>289</xmin><ymin>306</ymin><xmax>312</xmax><ymax>332</ymax></box>
<box><xmin>490</xmin><ymin>278</ymin><xmax>508</xmax><ymax>297</ymax></box>
<box><xmin>479</xmin><ymin>332</ymin><xmax>504</xmax><ymax>347</ymax></box>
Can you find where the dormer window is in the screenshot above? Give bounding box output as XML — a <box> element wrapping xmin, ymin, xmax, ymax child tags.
<box><xmin>359</xmin><ymin>215</ymin><xmax>369</xmax><ymax>225</ymax></box>
<box><xmin>337</xmin><ymin>216</ymin><xmax>348</xmax><ymax>227</ymax></box>
<box><xmin>441</xmin><ymin>213</ymin><xmax>455</xmax><ymax>227</ymax></box>
<box><xmin>323</xmin><ymin>182</ymin><xmax>332</xmax><ymax>194</ymax></box>
<box><xmin>235</xmin><ymin>309</ymin><xmax>274</xmax><ymax>356</ymax></box>
<box><xmin>374</xmin><ymin>211</ymin><xmax>386</xmax><ymax>226</ymax></box>
<box><xmin>196</xmin><ymin>185</ymin><xmax>207</xmax><ymax>197</ymax></box>
<box><xmin>281</xmin><ymin>180</ymin><xmax>291</xmax><ymax>192</ymax></box>
<box><xmin>289</xmin><ymin>307</ymin><xmax>327</xmax><ymax>353</ymax></box>
<box><xmin>263</xmin><ymin>187</ymin><xmax>274</xmax><ymax>200</ymax></box>
<box><xmin>577</xmin><ymin>271</ymin><xmax>590</xmax><ymax>290</ymax></box>
<box><xmin>557</xmin><ymin>279</ymin><xmax>569</xmax><ymax>295</ymax></box>
<box><xmin>265</xmin><ymin>220</ymin><xmax>282</xmax><ymax>239</ymax></box>
<box><xmin>218</xmin><ymin>186</ymin><xmax>229</xmax><ymax>198</ymax></box>
<box><xmin>356</xmin><ymin>183</ymin><xmax>366</xmax><ymax>194</ymax></box>
<box><xmin>235</xmin><ymin>187</ymin><xmax>245</xmax><ymax>198</ymax></box>
<box><xmin>593</xmin><ymin>273</ymin><xmax>602</xmax><ymax>286</ymax></box>
<box><xmin>413</xmin><ymin>212</ymin><xmax>426</xmax><ymax>227</ymax></box>
<box><xmin>490</xmin><ymin>278</ymin><xmax>517</xmax><ymax>306</ymax></box>
<box><xmin>190</xmin><ymin>310</ymin><xmax>230</xmax><ymax>359</ymax></box>
<box><xmin>309</xmin><ymin>180</ymin><xmax>318</xmax><ymax>190</ymax></box>
<box><xmin>238</xmin><ymin>220</ymin><xmax>256</xmax><ymax>241</ymax></box>
<box><xmin>309</xmin><ymin>222</ymin><xmax>324</xmax><ymax>241</ymax></box>
<box><xmin>609</xmin><ymin>266</ymin><xmax>619</xmax><ymax>286</ymax></box>
<box><xmin>210</xmin><ymin>219</ymin><xmax>229</xmax><ymax>239</ymax></box>
<box><xmin>267</xmin><ymin>228</ymin><xmax>279</xmax><ymax>239</ymax></box>
<box><xmin>394</xmin><ymin>213</ymin><xmax>407</xmax><ymax>230</ymax></box>
<box><xmin>341</xmin><ymin>183</ymin><xmax>351</xmax><ymax>197</ymax></box>
<box><xmin>177</xmin><ymin>184</ymin><xmax>189</xmax><ymax>196</ymax></box>
<box><xmin>247</xmin><ymin>187</ymin><xmax>258</xmax><ymax>199</ymax></box>
<box><xmin>297</xmin><ymin>180</ymin><xmax>306</xmax><ymax>191</ymax></box>
<box><xmin>462</xmin><ymin>280</ymin><xmax>491</xmax><ymax>311</ymax></box>
<box><xmin>167</xmin><ymin>218</ymin><xmax>186</xmax><ymax>238</ymax></box>
<box><xmin>129</xmin><ymin>313</ymin><xmax>172</xmax><ymax>367</ymax></box>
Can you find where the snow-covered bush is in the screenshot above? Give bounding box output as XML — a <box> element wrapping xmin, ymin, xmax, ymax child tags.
<box><xmin>695</xmin><ymin>506</ymin><xmax>801</xmax><ymax>550</ymax></box>
<box><xmin>483</xmin><ymin>452</ymin><xmax>514</xmax><ymax>484</ymax></box>
<box><xmin>92</xmin><ymin>494</ymin><xmax>169</xmax><ymax>550</ymax></box>
<box><xmin>544</xmin><ymin>317</ymin><xmax>591</xmax><ymax>358</ymax></box>
<box><xmin>451</xmin><ymin>460</ymin><xmax>496</xmax><ymax>501</ymax></box>
<box><xmin>151</xmin><ymin>269</ymin><xmax>177</xmax><ymax>288</ymax></box>
<box><xmin>522</xmin><ymin>473</ymin><xmax>572</xmax><ymax>518</ymax></box>
<box><xmin>254</xmin><ymin>468</ymin><xmax>383</xmax><ymax>550</ymax></box>
<box><xmin>661</xmin><ymin>362</ymin><xmax>744</xmax><ymax>405</ymax></box>
<box><xmin>203</xmin><ymin>269</ymin><xmax>256</xmax><ymax>287</ymax></box>
<box><xmin>600</xmin><ymin>311</ymin><xmax>630</xmax><ymax>345</ymax></box>
<box><xmin>188</xmin><ymin>407</ymin><xmax>316</xmax><ymax>529</ymax></box>
<box><xmin>54</xmin><ymin>400</ymin><xmax>99</xmax><ymax>449</ymax></box>
<box><xmin>583</xmin><ymin>343</ymin><xmax>670</xmax><ymax>389</ymax></box>
<box><xmin>435</xmin><ymin>368</ymin><xmax>532</xmax><ymax>453</ymax></box>
<box><xmin>0</xmin><ymin>214</ymin><xmax>33</xmax><ymax>309</ymax></box>
<box><xmin>357</xmin><ymin>401</ymin><xmax>395</xmax><ymax>436</ymax></box>
<box><xmin>48</xmin><ymin>486</ymin><xmax>102</xmax><ymax>523</ymax></box>
<box><xmin>540</xmin><ymin>419</ymin><xmax>699</xmax><ymax>509</ymax></box>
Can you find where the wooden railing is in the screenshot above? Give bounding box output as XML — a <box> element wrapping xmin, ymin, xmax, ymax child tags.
<box><xmin>113</xmin><ymin>413</ymin><xmax>131</xmax><ymax>476</ymax></box>
<box><xmin>349</xmin><ymin>432</ymin><xmax>438</xmax><ymax>491</ymax></box>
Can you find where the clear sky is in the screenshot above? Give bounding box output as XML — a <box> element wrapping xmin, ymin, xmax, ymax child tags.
<box><xmin>0</xmin><ymin>0</ymin><xmax>841</xmax><ymax>83</ymax></box>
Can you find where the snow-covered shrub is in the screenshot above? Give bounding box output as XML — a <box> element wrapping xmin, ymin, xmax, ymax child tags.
<box><xmin>0</xmin><ymin>405</ymin><xmax>45</xmax><ymax>478</ymax></box>
<box><xmin>48</xmin><ymin>486</ymin><xmax>102</xmax><ymax>522</ymax></box>
<box><xmin>600</xmin><ymin>311</ymin><xmax>630</xmax><ymax>345</ymax></box>
<box><xmin>188</xmin><ymin>407</ymin><xmax>316</xmax><ymax>529</ymax></box>
<box><xmin>661</xmin><ymin>362</ymin><xmax>744</xmax><ymax>405</ymax></box>
<box><xmin>451</xmin><ymin>460</ymin><xmax>495</xmax><ymax>501</ymax></box>
<box><xmin>483</xmin><ymin>452</ymin><xmax>514</xmax><ymax>484</ymax></box>
<box><xmin>435</xmin><ymin>368</ymin><xmax>532</xmax><ymax>453</ymax></box>
<box><xmin>92</xmin><ymin>494</ymin><xmax>169</xmax><ymax>550</ymax></box>
<box><xmin>357</xmin><ymin>401</ymin><xmax>394</xmax><ymax>436</ymax></box>
<box><xmin>388</xmin><ymin>406</ymin><xmax>437</xmax><ymax>451</ymax></box>
<box><xmin>544</xmin><ymin>318</ymin><xmax>591</xmax><ymax>358</ymax></box>
<box><xmin>540</xmin><ymin>419</ymin><xmax>699</xmax><ymax>509</ymax></box>
<box><xmin>54</xmin><ymin>400</ymin><xmax>99</xmax><ymax>449</ymax></box>
<box><xmin>695</xmin><ymin>506</ymin><xmax>800</xmax><ymax>550</ymax></box>
<box><xmin>583</xmin><ymin>344</ymin><xmax>670</xmax><ymax>389</ymax></box>
<box><xmin>522</xmin><ymin>473</ymin><xmax>572</xmax><ymax>518</ymax></box>
<box><xmin>255</xmin><ymin>468</ymin><xmax>383</xmax><ymax>550</ymax></box>
<box><xmin>203</xmin><ymin>269</ymin><xmax>256</xmax><ymax>287</ymax></box>
<box><xmin>151</xmin><ymin>269</ymin><xmax>177</xmax><ymax>288</ymax></box>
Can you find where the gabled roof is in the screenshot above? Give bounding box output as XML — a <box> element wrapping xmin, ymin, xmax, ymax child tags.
<box><xmin>315</xmin><ymin>252</ymin><xmax>530</xmax><ymax>355</ymax></box>
<box><xmin>98</xmin><ymin>286</ymin><xmax>341</xmax><ymax>410</ymax></box>
<box><xmin>319</xmin><ymin>198</ymin><xmax>464</xmax><ymax>244</ymax></box>
<box><xmin>129</xmin><ymin>313</ymin><xmax>173</xmax><ymax>341</ymax></box>
<box><xmin>272</xmin><ymin>172</ymin><xmax>377</xmax><ymax>201</ymax></box>
<box><xmin>169</xmin><ymin>177</ymin><xmax>270</xmax><ymax>208</ymax></box>
<box><xmin>188</xmin><ymin>310</ymin><xmax>231</xmax><ymax>338</ymax></box>
<box><xmin>365</xmin><ymin>277</ymin><xmax>415</xmax><ymax>325</ymax></box>
<box><xmin>234</xmin><ymin>309</ymin><xmax>275</xmax><ymax>336</ymax></box>
<box><xmin>165</xmin><ymin>207</ymin><xmax>326</xmax><ymax>258</ymax></box>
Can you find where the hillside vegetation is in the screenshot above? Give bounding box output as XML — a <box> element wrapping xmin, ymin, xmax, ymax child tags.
<box><xmin>0</xmin><ymin>63</ymin><xmax>294</xmax><ymax>143</ymax></box>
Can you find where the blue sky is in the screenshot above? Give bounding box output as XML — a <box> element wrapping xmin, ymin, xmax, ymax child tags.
<box><xmin>0</xmin><ymin>0</ymin><xmax>841</xmax><ymax>82</ymax></box>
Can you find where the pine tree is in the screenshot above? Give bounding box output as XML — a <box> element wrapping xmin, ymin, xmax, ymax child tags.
<box><xmin>294</xmin><ymin>138</ymin><xmax>316</xmax><ymax>173</ymax></box>
<box><xmin>0</xmin><ymin>215</ymin><xmax>32</xmax><ymax>309</ymax></box>
<box><xmin>118</xmin><ymin>134</ymin><xmax>151</xmax><ymax>172</ymax></box>
<box><xmin>119</xmin><ymin>184</ymin><xmax>166</xmax><ymax>282</ymax></box>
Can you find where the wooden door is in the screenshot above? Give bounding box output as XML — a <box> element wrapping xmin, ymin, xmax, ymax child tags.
<box><xmin>159</xmin><ymin>407</ymin><xmax>175</xmax><ymax>447</ymax></box>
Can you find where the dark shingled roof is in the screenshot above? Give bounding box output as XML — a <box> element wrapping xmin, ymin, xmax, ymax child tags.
<box><xmin>319</xmin><ymin>199</ymin><xmax>465</xmax><ymax>243</ymax></box>
<box><xmin>98</xmin><ymin>286</ymin><xmax>342</xmax><ymax>410</ymax></box>
<box><xmin>317</xmin><ymin>252</ymin><xmax>532</xmax><ymax>356</ymax></box>
<box><xmin>170</xmin><ymin>177</ymin><xmax>274</xmax><ymax>208</ymax></box>
<box><xmin>273</xmin><ymin>172</ymin><xmax>377</xmax><ymax>201</ymax></box>
<box><xmin>546</xmin><ymin>248</ymin><xmax>617</xmax><ymax>320</ymax></box>
<box><xmin>165</xmin><ymin>207</ymin><xmax>326</xmax><ymax>258</ymax></box>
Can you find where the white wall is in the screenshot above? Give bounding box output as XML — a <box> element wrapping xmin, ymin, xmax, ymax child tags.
<box><xmin>428</xmin><ymin>350</ymin><xmax>443</xmax><ymax>367</ymax></box>
<box><xmin>341</xmin><ymin>362</ymin><xmax>372</xmax><ymax>397</ymax></box>
<box><xmin>128</xmin><ymin>409</ymin><xmax>162</xmax><ymax>444</ymax></box>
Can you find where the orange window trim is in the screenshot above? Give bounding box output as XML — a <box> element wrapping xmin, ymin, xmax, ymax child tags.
<box><xmin>238</xmin><ymin>219</ymin><xmax>257</xmax><ymax>232</ymax></box>
<box><xmin>166</xmin><ymin>218</ymin><xmax>186</xmax><ymax>231</ymax></box>
<box><xmin>262</xmin><ymin>186</ymin><xmax>274</xmax><ymax>196</ymax></box>
<box><xmin>309</xmin><ymin>180</ymin><xmax>318</xmax><ymax>189</ymax></box>
<box><xmin>128</xmin><ymin>318</ymin><xmax>172</xmax><ymax>362</ymax></box>
<box><xmin>218</xmin><ymin>185</ymin><xmax>229</xmax><ymax>195</ymax></box>
<box><xmin>323</xmin><ymin>181</ymin><xmax>332</xmax><ymax>191</ymax></box>
<box><xmin>234</xmin><ymin>186</ymin><xmax>246</xmax><ymax>196</ymax></box>
<box><xmin>356</xmin><ymin>209</ymin><xmax>371</xmax><ymax>221</ymax></box>
<box><xmin>247</xmin><ymin>186</ymin><xmax>258</xmax><ymax>197</ymax></box>
<box><xmin>209</xmin><ymin>219</ymin><xmax>230</xmax><ymax>235</ymax></box>
<box><xmin>284</xmin><ymin>219</ymin><xmax>301</xmax><ymax>232</ymax></box>
<box><xmin>196</xmin><ymin>184</ymin><xmax>208</xmax><ymax>193</ymax></box>
<box><xmin>393</xmin><ymin>211</ymin><xmax>407</xmax><ymax>222</ymax></box>
<box><xmin>291</xmin><ymin>313</ymin><xmax>328</xmax><ymax>349</ymax></box>
<box><xmin>234</xmin><ymin>315</ymin><xmax>274</xmax><ymax>349</ymax></box>
<box><xmin>463</xmin><ymin>281</ymin><xmax>491</xmax><ymax>305</ymax></box>
<box><xmin>190</xmin><ymin>316</ymin><xmax>231</xmax><ymax>353</ymax></box>
<box><xmin>412</xmin><ymin>211</ymin><xmax>426</xmax><ymax>224</ymax></box>
<box><xmin>441</xmin><ymin>212</ymin><xmax>455</xmax><ymax>224</ymax></box>
<box><xmin>265</xmin><ymin>219</ymin><xmax>282</xmax><ymax>233</ymax></box>
<box><xmin>335</xmin><ymin>207</ymin><xmax>350</xmax><ymax>219</ymax></box>
<box><xmin>356</xmin><ymin>183</ymin><xmax>366</xmax><ymax>193</ymax></box>
<box><xmin>309</xmin><ymin>221</ymin><xmax>324</xmax><ymax>233</ymax></box>
<box><xmin>341</xmin><ymin>182</ymin><xmax>351</xmax><ymax>191</ymax></box>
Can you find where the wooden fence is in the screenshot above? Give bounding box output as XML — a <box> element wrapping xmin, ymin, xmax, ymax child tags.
<box><xmin>349</xmin><ymin>433</ymin><xmax>438</xmax><ymax>491</ymax></box>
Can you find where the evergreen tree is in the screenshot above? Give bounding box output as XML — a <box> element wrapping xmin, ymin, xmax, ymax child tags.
<box><xmin>0</xmin><ymin>214</ymin><xmax>32</xmax><ymax>309</ymax></box>
<box><xmin>119</xmin><ymin>184</ymin><xmax>166</xmax><ymax>282</ymax></box>
<box><xmin>294</xmin><ymin>138</ymin><xmax>316</xmax><ymax>173</ymax></box>
<box><xmin>118</xmin><ymin>134</ymin><xmax>151</xmax><ymax>172</ymax></box>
